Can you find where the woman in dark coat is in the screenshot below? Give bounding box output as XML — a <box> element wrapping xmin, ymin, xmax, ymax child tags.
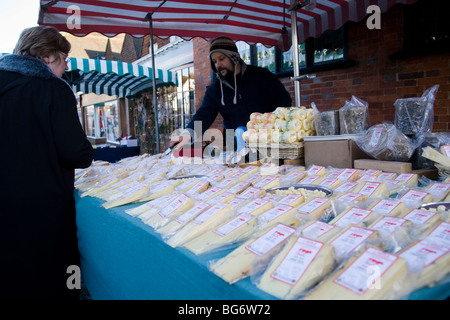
<box><xmin>0</xmin><ymin>26</ymin><xmax>93</xmax><ymax>299</ymax></box>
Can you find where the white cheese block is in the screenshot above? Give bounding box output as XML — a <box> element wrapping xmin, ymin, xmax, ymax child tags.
<box><xmin>277</xmin><ymin>193</ymin><xmax>305</xmax><ymax>207</ymax></box>
<box><xmin>252</xmin><ymin>175</ymin><xmax>281</xmax><ymax>190</ymax></box>
<box><xmin>165</xmin><ymin>202</ymin><xmax>233</xmax><ymax>248</ymax></box>
<box><xmin>257</xmin><ymin>204</ymin><xmax>298</xmax><ymax>227</ymax></box>
<box><xmin>425</xmin><ymin>182</ymin><xmax>450</xmax><ymax>202</ymax></box>
<box><xmin>300</xmin><ymin>220</ymin><xmax>343</xmax><ymax>243</ymax></box>
<box><xmin>398</xmin><ymin>208</ymin><xmax>442</xmax><ymax>235</ymax></box>
<box><xmin>256</xmin><ymin>236</ymin><xmax>336</xmax><ymax>300</ymax></box>
<box><xmin>398</xmin><ymin>189</ymin><xmax>433</xmax><ymax>208</ymax></box>
<box><xmin>237</xmin><ymin>186</ymin><xmax>266</xmax><ymax>199</ymax></box>
<box><xmin>336</xmin><ymin>168</ymin><xmax>360</xmax><ymax>182</ymax></box>
<box><xmin>124</xmin><ymin>194</ymin><xmax>177</xmax><ymax>217</ymax></box>
<box><xmin>334</xmin><ymin>192</ymin><xmax>368</xmax><ymax>205</ymax></box>
<box><xmin>210</xmin><ymin>222</ymin><xmax>300</xmax><ymax>284</ymax></box>
<box><xmin>422</xmin><ymin>146</ymin><xmax>450</xmax><ymax>167</ymax></box>
<box><xmin>333</xmin><ymin>181</ymin><xmax>359</xmax><ymax>194</ymax></box>
<box><xmin>304</xmin><ymin>247</ymin><xmax>410</xmax><ymax>300</ymax></box>
<box><xmin>394</xmin><ymin>173</ymin><xmax>419</xmax><ymax>187</ymax></box>
<box><xmin>139</xmin><ymin>181</ymin><xmax>176</xmax><ymax>202</ymax></box>
<box><xmin>306</xmin><ymin>165</ymin><xmax>326</xmax><ymax>176</ymax></box>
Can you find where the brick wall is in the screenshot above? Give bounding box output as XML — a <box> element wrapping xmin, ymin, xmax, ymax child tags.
<box><xmin>192</xmin><ymin>5</ymin><xmax>450</xmax><ymax>132</ymax></box>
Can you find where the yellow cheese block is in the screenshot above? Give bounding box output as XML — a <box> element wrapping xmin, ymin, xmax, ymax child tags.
<box><xmin>352</xmin><ymin>181</ymin><xmax>389</xmax><ymax>198</ymax></box>
<box><xmin>210</xmin><ymin>221</ymin><xmax>300</xmax><ymax>284</ymax></box>
<box><xmin>102</xmin><ymin>182</ymin><xmax>150</xmax><ymax>209</ymax></box>
<box><xmin>398</xmin><ymin>208</ymin><xmax>442</xmax><ymax>235</ymax></box>
<box><xmin>334</xmin><ymin>192</ymin><xmax>368</xmax><ymax>205</ymax></box>
<box><xmin>304</xmin><ymin>247</ymin><xmax>410</xmax><ymax>300</ymax></box>
<box><xmin>252</xmin><ymin>175</ymin><xmax>281</xmax><ymax>190</ymax></box>
<box><xmin>156</xmin><ymin>201</ymin><xmax>211</xmax><ymax>237</ymax></box>
<box><xmin>300</xmin><ymin>220</ymin><xmax>343</xmax><ymax>243</ymax></box>
<box><xmin>256</xmin><ymin>236</ymin><xmax>336</xmax><ymax>300</ymax></box>
<box><xmin>227</xmin><ymin>181</ymin><xmax>252</xmax><ymax>194</ymax></box>
<box><xmin>124</xmin><ymin>194</ymin><xmax>177</xmax><ymax>217</ymax></box>
<box><xmin>367</xmin><ymin>199</ymin><xmax>406</xmax><ymax>218</ymax></box>
<box><xmin>329</xmin><ymin>207</ymin><xmax>377</xmax><ymax>229</ymax></box>
<box><xmin>236</xmin><ymin>198</ymin><xmax>274</xmax><ymax>216</ymax></box>
<box><xmin>139</xmin><ymin>181</ymin><xmax>176</xmax><ymax>202</ymax></box>
<box><xmin>306</xmin><ymin>165</ymin><xmax>326</xmax><ymax>176</ymax></box>
<box><xmin>142</xmin><ymin>193</ymin><xmax>195</xmax><ymax>229</ymax></box>
<box><xmin>165</xmin><ymin>202</ymin><xmax>233</xmax><ymax>248</ymax></box>
<box><xmin>183</xmin><ymin>212</ymin><xmax>258</xmax><ymax>255</ymax></box>
<box><xmin>425</xmin><ymin>182</ymin><xmax>450</xmax><ymax>202</ymax></box>
<box><xmin>398</xmin><ymin>189</ymin><xmax>433</xmax><ymax>207</ymax></box>
<box><xmin>297</xmin><ymin>197</ymin><xmax>332</xmax><ymax>220</ymax></box>
<box><xmin>422</xmin><ymin>146</ymin><xmax>450</xmax><ymax>167</ymax></box>
<box><xmin>256</xmin><ymin>204</ymin><xmax>299</xmax><ymax>227</ymax></box>
<box><xmin>299</xmin><ymin>174</ymin><xmax>324</xmax><ymax>185</ymax></box>
<box><xmin>205</xmin><ymin>191</ymin><xmax>236</xmax><ymax>205</ymax></box>
<box><xmin>336</xmin><ymin>169</ymin><xmax>360</xmax><ymax>182</ymax></box>
<box><xmin>399</xmin><ymin>240</ymin><xmax>450</xmax><ymax>291</ymax></box>
<box><xmin>281</xmin><ymin>170</ymin><xmax>307</xmax><ymax>185</ymax></box>
<box><xmin>327</xmin><ymin>225</ymin><xmax>381</xmax><ymax>261</ymax></box>
<box><xmin>237</xmin><ymin>186</ymin><xmax>266</xmax><ymax>199</ymax></box>
<box><xmin>277</xmin><ymin>193</ymin><xmax>305</xmax><ymax>207</ymax></box>
<box><xmin>333</xmin><ymin>181</ymin><xmax>359</xmax><ymax>194</ymax></box>
<box><xmin>394</xmin><ymin>173</ymin><xmax>419</xmax><ymax>187</ymax></box>
<box><xmin>318</xmin><ymin>177</ymin><xmax>342</xmax><ymax>189</ymax></box>
<box><xmin>80</xmin><ymin>175</ymin><xmax>120</xmax><ymax>198</ymax></box>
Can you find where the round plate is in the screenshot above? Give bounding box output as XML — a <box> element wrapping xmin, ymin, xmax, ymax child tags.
<box><xmin>420</xmin><ymin>201</ymin><xmax>450</xmax><ymax>211</ymax></box>
<box><xmin>266</xmin><ymin>184</ymin><xmax>333</xmax><ymax>197</ymax></box>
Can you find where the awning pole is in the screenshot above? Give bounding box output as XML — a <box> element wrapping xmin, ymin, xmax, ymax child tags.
<box><xmin>290</xmin><ymin>0</ymin><xmax>301</xmax><ymax>108</ymax></box>
<box><xmin>148</xmin><ymin>15</ymin><xmax>160</xmax><ymax>154</ymax></box>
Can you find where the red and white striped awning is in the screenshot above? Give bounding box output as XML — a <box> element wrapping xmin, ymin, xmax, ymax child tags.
<box><xmin>39</xmin><ymin>0</ymin><xmax>418</xmax><ymax>50</ymax></box>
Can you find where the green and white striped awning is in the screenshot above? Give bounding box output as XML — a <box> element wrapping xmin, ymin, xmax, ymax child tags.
<box><xmin>67</xmin><ymin>57</ymin><xmax>176</xmax><ymax>98</ymax></box>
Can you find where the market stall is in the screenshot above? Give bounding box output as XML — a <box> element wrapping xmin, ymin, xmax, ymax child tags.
<box><xmin>74</xmin><ymin>155</ymin><xmax>450</xmax><ymax>300</ymax></box>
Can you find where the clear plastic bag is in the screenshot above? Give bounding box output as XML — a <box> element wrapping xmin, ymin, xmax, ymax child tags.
<box><xmin>339</xmin><ymin>96</ymin><xmax>371</xmax><ymax>134</ymax></box>
<box><xmin>357</xmin><ymin>122</ymin><xmax>415</xmax><ymax>161</ymax></box>
<box><xmin>394</xmin><ymin>84</ymin><xmax>439</xmax><ymax>136</ymax></box>
<box><xmin>311</xmin><ymin>102</ymin><xmax>340</xmax><ymax>136</ymax></box>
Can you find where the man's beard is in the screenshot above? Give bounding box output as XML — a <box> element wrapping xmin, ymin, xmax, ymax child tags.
<box><xmin>218</xmin><ymin>66</ymin><xmax>235</xmax><ymax>83</ymax></box>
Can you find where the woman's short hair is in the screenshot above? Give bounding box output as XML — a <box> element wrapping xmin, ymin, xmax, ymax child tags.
<box><xmin>13</xmin><ymin>26</ymin><xmax>71</xmax><ymax>63</ymax></box>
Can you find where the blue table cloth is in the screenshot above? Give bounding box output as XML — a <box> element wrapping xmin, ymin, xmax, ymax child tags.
<box><xmin>74</xmin><ymin>190</ymin><xmax>449</xmax><ymax>300</ymax></box>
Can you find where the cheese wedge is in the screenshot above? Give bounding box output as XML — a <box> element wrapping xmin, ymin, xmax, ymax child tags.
<box><xmin>399</xmin><ymin>189</ymin><xmax>433</xmax><ymax>208</ymax></box>
<box><xmin>142</xmin><ymin>193</ymin><xmax>195</xmax><ymax>229</ymax></box>
<box><xmin>330</xmin><ymin>207</ymin><xmax>377</xmax><ymax>229</ymax></box>
<box><xmin>300</xmin><ymin>220</ymin><xmax>343</xmax><ymax>243</ymax></box>
<box><xmin>399</xmin><ymin>240</ymin><xmax>450</xmax><ymax>291</ymax></box>
<box><xmin>227</xmin><ymin>181</ymin><xmax>252</xmax><ymax>194</ymax></box>
<box><xmin>165</xmin><ymin>202</ymin><xmax>233</xmax><ymax>248</ymax></box>
<box><xmin>306</xmin><ymin>165</ymin><xmax>326</xmax><ymax>176</ymax></box>
<box><xmin>257</xmin><ymin>204</ymin><xmax>299</xmax><ymax>227</ymax></box>
<box><xmin>333</xmin><ymin>181</ymin><xmax>359</xmax><ymax>194</ymax></box>
<box><xmin>185</xmin><ymin>180</ymin><xmax>210</xmax><ymax>196</ymax></box>
<box><xmin>352</xmin><ymin>181</ymin><xmax>389</xmax><ymax>198</ymax></box>
<box><xmin>300</xmin><ymin>174</ymin><xmax>324</xmax><ymax>185</ymax></box>
<box><xmin>422</xmin><ymin>146</ymin><xmax>450</xmax><ymax>167</ymax></box>
<box><xmin>297</xmin><ymin>197</ymin><xmax>332</xmax><ymax>220</ymax></box>
<box><xmin>336</xmin><ymin>169</ymin><xmax>360</xmax><ymax>182</ymax></box>
<box><xmin>277</xmin><ymin>193</ymin><xmax>305</xmax><ymax>207</ymax></box>
<box><xmin>80</xmin><ymin>175</ymin><xmax>120</xmax><ymax>198</ymax></box>
<box><xmin>124</xmin><ymin>194</ymin><xmax>177</xmax><ymax>217</ymax></box>
<box><xmin>156</xmin><ymin>201</ymin><xmax>211</xmax><ymax>236</ymax></box>
<box><xmin>378</xmin><ymin>172</ymin><xmax>397</xmax><ymax>180</ymax></box>
<box><xmin>236</xmin><ymin>198</ymin><xmax>274</xmax><ymax>216</ymax></box>
<box><xmin>281</xmin><ymin>170</ymin><xmax>307</xmax><ymax>185</ymax></box>
<box><xmin>210</xmin><ymin>221</ymin><xmax>300</xmax><ymax>284</ymax></box>
<box><xmin>252</xmin><ymin>175</ymin><xmax>281</xmax><ymax>190</ymax></box>
<box><xmin>139</xmin><ymin>181</ymin><xmax>176</xmax><ymax>202</ymax></box>
<box><xmin>237</xmin><ymin>186</ymin><xmax>266</xmax><ymax>199</ymax></box>
<box><xmin>327</xmin><ymin>225</ymin><xmax>381</xmax><ymax>262</ymax></box>
<box><xmin>183</xmin><ymin>212</ymin><xmax>258</xmax><ymax>255</ymax></box>
<box><xmin>102</xmin><ymin>182</ymin><xmax>150</xmax><ymax>209</ymax></box>
<box><xmin>318</xmin><ymin>177</ymin><xmax>342</xmax><ymax>189</ymax></box>
<box><xmin>394</xmin><ymin>173</ymin><xmax>419</xmax><ymax>187</ymax></box>
<box><xmin>304</xmin><ymin>247</ymin><xmax>410</xmax><ymax>300</ymax></box>
<box><xmin>425</xmin><ymin>182</ymin><xmax>450</xmax><ymax>202</ymax></box>
<box><xmin>205</xmin><ymin>191</ymin><xmax>236</xmax><ymax>205</ymax></box>
<box><xmin>398</xmin><ymin>208</ymin><xmax>442</xmax><ymax>235</ymax></box>
<box><xmin>368</xmin><ymin>199</ymin><xmax>406</xmax><ymax>218</ymax></box>
<box><xmin>256</xmin><ymin>236</ymin><xmax>336</xmax><ymax>300</ymax></box>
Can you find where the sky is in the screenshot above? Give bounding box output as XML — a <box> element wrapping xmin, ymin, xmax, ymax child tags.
<box><xmin>0</xmin><ymin>0</ymin><xmax>40</xmax><ymax>54</ymax></box>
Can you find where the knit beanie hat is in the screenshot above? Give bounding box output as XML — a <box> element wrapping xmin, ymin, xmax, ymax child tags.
<box><xmin>209</xmin><ymin>36</ymin><xmax>241</xmax><ymax>73</ymax></box>
<box><xmin>209</xmin><ymin>36</ymin><xmax>241</xmax><ymax>105</ymax></box>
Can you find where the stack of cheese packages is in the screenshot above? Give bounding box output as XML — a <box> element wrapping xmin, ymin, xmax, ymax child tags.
<box><xmin>75</xmin><ymin>155</ymin><xmax>450</xmax><ymax>300</ymax></box>
<box><xmin>422</xmin><ymin>144</ymin><xmax>450</xmax><ymax>171</ymax></box>
<box><xmin>243</xmin><ymin>106</ymin><xmax>316</xmax><ymax>145</ymax></box>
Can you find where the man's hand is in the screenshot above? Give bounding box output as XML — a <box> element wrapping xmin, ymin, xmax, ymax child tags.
<box><xmin>169</xmin><ymin>132</ymin><xmax>192</xmax><ymax>149</ymax></box>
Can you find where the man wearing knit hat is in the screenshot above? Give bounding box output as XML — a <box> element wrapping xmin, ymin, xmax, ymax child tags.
<box><xmin>170</xmin><ymin>36</ymin><xmax>292</xmax><ymax>151</ymax></box>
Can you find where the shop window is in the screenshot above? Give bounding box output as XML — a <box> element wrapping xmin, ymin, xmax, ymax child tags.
<box><xmin>237</xmin><ymin>27</ymin><xmax>348</xmax><ymax>75</ymax></box>
<box><xmin>84</xmin><ymin>99</ymin><xmax>120</xmax><ymax>143</ymax></box>
<box><xmin>391</xmin><ymin>0</ymin><xmax>450</xmax><ymax>59</ymax></box>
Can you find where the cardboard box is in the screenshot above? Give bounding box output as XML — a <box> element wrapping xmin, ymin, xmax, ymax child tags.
<box><xmin>304</xmin><ymin>138</ymin><xmax>371</xmax><ymax>168</ymax></box>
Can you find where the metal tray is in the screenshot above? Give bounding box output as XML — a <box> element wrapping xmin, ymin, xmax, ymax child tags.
<box><xmin>420</xmin><ymin>201</ymin><xmax>450</xmax><ymax>211</ymax></box>
<box><xmin>266</xmin><ymin>184</ymin><xmax>333</xmax><ymax>197</ymax></box>
<box><xmin>169</xmin><ymin>174</ymin><xmax>208</xmax><ymax>180</ymax></box>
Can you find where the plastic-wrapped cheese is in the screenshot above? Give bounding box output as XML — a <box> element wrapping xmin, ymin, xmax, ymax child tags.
<box><xmin>274</xmin><ymin>107</ymin><xmax>287</xmax><ymax>120</ymax></box>
<box><xmin>297</xmin><ymin>197</ymin><xmax>332</xmax><ymax>220</ymax></box>
<box><xmin>335</xmin><ymin>168</ymin><xmax>360</xmax><ymax>182</ymax></box>
<box><xmin>398</xmin><ymin>208</ymin><xmax>442</xmax><ymax>235</ymax></box>
<box><xmin>318</xmin><ymin>177</ymin><xmax>342</xmax><ymax>189</ymax></box>
<box><xmin>300</xmin><ymin>220</ymin><xmax>343</xmax><ymax>243</ymax></box>
<box><xmin>246</xmin><ymin>121</ymin><xmax>259</xmax><ymax>130</ymax></box>
<box><xmin>398</xmin><ymin>189</ymin><xmax>433</xmax><ymax>208</ymax></box>
<box><xmin>257</xmin><ymin>204</ymin><xmax>299</xmax><ymax>227</ymax></box>
<box><xmin>272</xmin><ymin>130</ymin><xmax>298</xmax><ymax>143</ymax></box>
<box><xmin>277</xmin><ymin>119</ymin><xmax>302</xmax><ymax>132</ymax></box>
<box><xmin>284</xmin><ymin>107</ymin><xmax>307</xmax><ymax>121</ymax></box>
<box><xmin>237</xmin><ymin>186</ymin><xmax>266</xmax><ymax>199</ymax></box>
<box><xmin>139</xmin><ymin>180</ymin><xmax>176</xmax><ymax>202</ymax></box>
<box><xmin>304</xmin><ymin>247</ymin><xmax>410</xmax><ymax>300</ymax></box>
<box><xmin>252</xmin><ymin>175</ymin><xmax>281</xmax><ymax>190</ymax></box>
<box><xmin>306</xmin><ymin>165</ymin><xmax>326</xmax><ymax>176</ymax></box>
<box><xmin>352</xmin><ymin>181</ymin><xmax>389</xmax><ymax>198</ymax></box>
<box><xmin>257</xmin><ymin>129</ymin><xmax>272</xmax><ymax>143</ymax></box>
<box><xmin>166</xmin><ymin>202</ymin><xmax>233</xmax><ymax>247</ymax></box>
<box><xmin>256</xmin><ymin>236</ymin><xmax>336</xmax><ymax>300</ymax></box>
<box><xmin>301</xmin><ymin>119</ymin><xmax>312</xmax><ymax>131</ymax></box>
<box><xmin>329</xmin><ymin>207</ymin><xmax>377</xmax><ymax>229</ymax></box>
<box><xmin>425</xmin><ymin>182</ymin><xmax>450</xmax><ymax>202</ymax></box>
<box><xmin>124</xmin><ymin>194</ymin><xmax>177</xmax><ymax>217</ymax></box>
<box><xmin>394</xmin><ymin>173</ymin><xmax>419</xmax><ymax>187</ymax></box>
<box><xmin>368</xmin><ymin>199</ymin><xmax>406</xmax><ymax>217</ymax></box>
<box><xmin>102</xmin><ymin>182</ymin><xmax>150</xmax><ymax>209</ymax></box>
<box><xmin>399</xmin><ymin>239</ymin><xmax>450</xmax><ymax>291</ymax></box>
<box><xmin>143</xmin><ymin>193</ymin><xmax>195</xmax><ymax>229</ymax></box>
<box><xmin>250</xmin><ymin>112</ymin><xmax>264</xmax><ymax>122</ymax></box>
<box><xmin>210</xmin><ymin>222</ymin><xmax>300</xmax><ymax>284</ymax></box>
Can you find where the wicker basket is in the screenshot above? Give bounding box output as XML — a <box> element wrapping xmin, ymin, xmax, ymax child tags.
<box><xmin>248</xmin><ymin>142</ymin><xmax>304</xmax><ymax>160</ymax></box>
